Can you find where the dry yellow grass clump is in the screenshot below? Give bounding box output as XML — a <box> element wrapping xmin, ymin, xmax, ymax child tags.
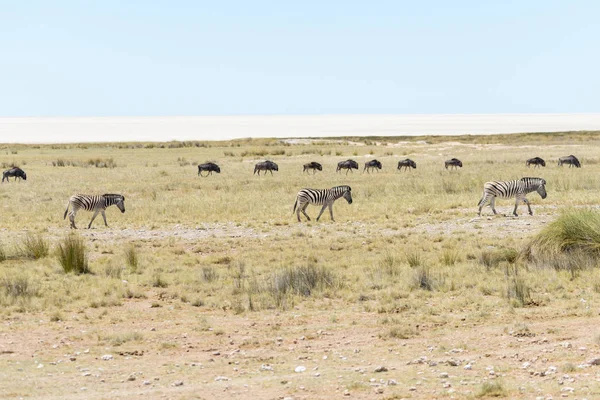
<box><xmin>1</xmin><ymin>133</ymin><xmax>600</xmax><ymax>399</ymax></box>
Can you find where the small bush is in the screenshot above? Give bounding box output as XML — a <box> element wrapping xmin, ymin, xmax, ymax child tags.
<box><xmin>405</xmin><ymin>251</ymin><xmax>422</xmax><ymax>268</ymax></box>
<box><xmin>124</xmin><ymin>244</ymin><xmax>139</xmax><ymax>272</ymax></box>
<box><xmin>507</xmin><ymin>275</ymin><xmax>532</xmax><ymax>307</ymax></box>
<box><xmin>412</xmin><ymin>265</ymin><xmax>436</xmax><ymax>291</ymax></box>
<box><xmin>0</xmin><ymin>242</ymin><xmax>5</xmax><ymax>262</ymax></box>
<box><xmin>523</xmin><ymin>209</ymin><xmax>600</xmax><ymax>271</ymax></box>
<box><xmin>271</xmin><ymin>264</ymin><xmax>335</xmax><ymax>297</ymax></box>
<box><xmin>201</xmin><ymin>267</ymin><xmax>218</xmax><ymax>282</ymax></box>
<box><xmin>477</xmin><ymin>381</ymin><xmax>507</xmax><ymax>397</ymax></box>
<box><xmin>57</xmin><ymin>234</ymin><xmax>89</xmax><ymax>274</ymax></box>
<box><xmin>379</xmin><ymin>253</ymin><xmax>402</xmax><ymax>277</ymax></box>
<box><xmin>0</xmin><ymin>274</ymin><xmax>39</xmax><ymax>298</ymax></box>
<box><xmin>19</xmin><ymin>233</ymin><xmax>49</xmax><ymax>259</ymax></box>
<box><xmin>152</xmin><ymin>274</ymin><xmax>169</xmax><ymax>288</ymax></box>
<box><xmin>440</xmin><ymin>249</ymin><xmax>460</xmax><ymax>266</ymax></box>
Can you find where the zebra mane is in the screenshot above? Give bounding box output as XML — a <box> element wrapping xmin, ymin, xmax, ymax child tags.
<box><xmin>332</xmin><ymin>185</ymin><xmax>351</xmax><ymax>191</ymax></box>
<box><xmin>103</xmin><ymin>193</ymin><xmax>125</xmax><ymax>200</ymax></box>
<box><xmin>519</xmin><ymin>177</ymin><xmax>545</xmax><ymax>185</ymax></box>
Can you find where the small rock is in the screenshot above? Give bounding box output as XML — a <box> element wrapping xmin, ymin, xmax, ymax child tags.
<box><xmin>214</xmin><ymin>376</ymin><xmax>230</xmax><ymax>381</ymax></box>
<box><xmin>143</xmin><ymin>380</ymin><xmax>151</xmax><ymax>386</ymax></box>
<box><xmin>388</xmin><ymin>379</ymin><xmax>397</xmax><ymax>385</ymax></box>
<box><xmin>295</xmin><ymin>366</ymin><xmax>306</xmax><ymax>373</ymax></box>
<box><xmin>375</xmin><ymin>387</ymin><xmax>384</xmax><ymax>394</ymax></box>
<box><xmin>343</xmin><ymin>389</ymin><xmax>350</xmax><ymax>396</ymax></box>
<box><xmin>374</xmin><ymin>366</ymin><xmax>388</xmax><ymax>373</ymax></box>
<box><xmin>127</xmin><ymin>374</ymin><xmax>136</xmax><ymax>381</ymax></box>
<box><xmin>261</xmin><ymin>364</ymin><xmax>273</xmax><ymax>371</ymax></box>
<box><xmin>439</xmin><ymin>372</ymin><xmax>449</xmax><ymax>378</ymax></box>
<box><xmin>409</xmin><ymin>386</ymin><xmax>417</xmax><ymax>391</ymax></box>
<box><xmin>464</xmin><ymin>364</ymin><xmax>472</xmax><ymax>370</ymax></box>
<box><xmin>589</xmin><ymin>358</ymin><xmax>600</xmax><ymax>365</ymax></box>
<box><xmin>172</xmin><ymin>380</ymin><xmax>184</xmax><ymax>387</ymax></box>
<box><xmin>101</xmin><ymin>355</ymin><xmax>113</xmax><ymax>361</ymax></box>
<box><xmin>82</xmin><ymin>372</ymin><xmax>91</xmax><ymax>377</ymax></box>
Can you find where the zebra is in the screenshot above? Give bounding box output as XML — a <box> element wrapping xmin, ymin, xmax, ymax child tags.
<box><xmin>397</xmin><ymin>158</ymin><xmax>417</xmax><ymax>171</ymax></box>
<box><xmin>64</xmin><ymin>194</ymin><xmax>126</xmax><ymax>229</ymax></box>
<box><xmin>303</xmin><ymin>161</ymin><xmax>322</xmax><ymax>174</ymax></box>
<box><xmin>445</xmin><ymin>158</ymin><xmax>463</xmax><ymax>170</ymax></box>
<box><xmin>2</xmin><ymin>167</ymin><xmax>27</xmax><ymax>182</ymax></box>
<box><xmin>526</xmin><ymin>157</ymin><xmax>546</xmax><ymax>168</ymax></box>
<box><xmin>336</xmin><ymin>159</ymin><xmax>359</xmax><ymax>175</ymax></box>
<box><xmin>558</xmin><ymin>155</ymin><xmax>581</xmax><ymax>168</ymax></box>
<box><xmin>293</xmin><ymin>185</ymin><xmax>353</xmax><ymax>222</ymax></box>
<box><xmin>198</xmin><ymin>162</ymin><xmax>221</xmax><ymax>177</ymax></box>
<box><xmin>254</xmin><ymin>160</ymin><xmax>279</xmax><ymax>175</ymax></box>
<box><xmin>477</xmin><ymin>177</ymin><xmax>547</xmax><ymax>217</ymax></box>
<box><xmin>363</xmin><ymin>159</ymin><xmax>382</xmax><ymax>173</ymax></box>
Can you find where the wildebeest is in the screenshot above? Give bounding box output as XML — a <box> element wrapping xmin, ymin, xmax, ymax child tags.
<box><xmin>254</xmin><ymin>160</ymin><xmax>279</xmax><ymax>175</ymax></box>
<box><xmin>526</xmin><ymin>157</ymin><xmax>546</xmax><ymax>168</ymax></box>
<box><xmin>303</xmin><ymin>162</ymin><xmax>322</xmax><ymax>174</ymax></box>
<box><xmin>2</xmin><ymin>167</ymin><xmax>27</xmax><ymax>182</ymax></box>
<box><xmin>445</xmin><ymin>158</ymin><xmax>463</xmax><ymax>170</ymax></box>
<box><xmin>336</xmin><ymin>159</ymin><xmax>359</xmax><ymax>175</ymax></box>
<box><xmin>397</xmin><ymin>158</ymin><xmax>417</xmax><ymax>171</ymax></box>
<box><xmin>197</xmin><ymin>162</ymin><xmax>221</xmax><ymax>177</ymax></box>
<box><xmin>363</xmin><ymin>159</ymin><xmax>382</xmax><ymax>173</ymax></box>
<box><xmin>558</xmin><ymin>155</ymin><xmax>581</xmax><ymax>168</ymax></box>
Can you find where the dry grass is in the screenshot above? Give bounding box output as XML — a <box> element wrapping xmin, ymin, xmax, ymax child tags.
<box><xmin>0</xmin><ymin>133</ymin><xmax>600</xmax><ymax>398</ymax></box>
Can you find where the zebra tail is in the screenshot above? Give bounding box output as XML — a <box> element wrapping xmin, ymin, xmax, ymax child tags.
<box><xmin>292</xmin><ymin>198</ymin><xmax>298</xmax><ymax>214</ymax></box>
<box><xmin>63</xmin><ymin>201</ymin><xmax>70</xmax><ymax>219</ymax></box>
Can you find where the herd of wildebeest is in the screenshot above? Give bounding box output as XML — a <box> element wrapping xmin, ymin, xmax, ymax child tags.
<box><xmin>195</xmin><ymin>154</ymin><xmax>582</xmax><ymax>176</ymax></box>
<box><xmin>0</xmin><ymin>155</ymin><xmax>582</xmax><ymax>183</ymax></box>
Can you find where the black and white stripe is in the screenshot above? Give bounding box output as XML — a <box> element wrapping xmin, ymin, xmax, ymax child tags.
<box><xmin>477</xmin><ymin>177</ymin><xmax>546</xmax><ymax>217</ymax></box>
<box><xmin>293</xmin><ymin>185</ymin><xmax>353</xmax><ymax>222</ymax></box>
<box><xmin>64</xmin><ymin>194</ymin><xmax>126</xmax><ymax>229</ymax></box>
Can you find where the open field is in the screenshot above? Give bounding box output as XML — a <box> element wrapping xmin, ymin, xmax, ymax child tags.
<box><xmin>1</xmin><ymin>133</ymin><xmax>600</xmax><ymax>399</ymax></box>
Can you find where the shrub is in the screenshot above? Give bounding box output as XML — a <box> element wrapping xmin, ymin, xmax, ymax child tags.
<box><xmin>0</xmin><ymin>242</ymin><xmax>5</xmax><ymax>262</ymax></box>
<box><xmin>19</xmin><ymin>233</ymin><xmax>49</xmax><ymax>259</ymax></box>
<box><xmin>523</xmin><ymin>209</ymin><xmax>600</xmax><ymax>270</ymax></box>
<box><xmin>124</xmin><ymin>244</ymin><xmax>139</xmax><ymax>272</ymax></box>
<box><xmin>270</xmin><ymin>264</ymin><xmax>335</xmax><ymax>297</ymax></box>
<box><xmin>477</xmin><ymin>381</ymin><xmax>507</xmax><ymax>397</ymax></box>
<box><xmin>0</xmin><ymin>274</ymin><xmax>39</xmax><ymax>299</ymax></box>
<box><xmin>57</xmin><ymin>234</ymin><xmax>89</xmax><ymax>274</ymax></box>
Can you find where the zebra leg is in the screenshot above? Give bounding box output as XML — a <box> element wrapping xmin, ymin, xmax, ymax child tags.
<box><xmin>490</xmin><ymin>197</ymin><xmax>498</xmax><ymax>215</ymax></box>
<box><xmin>88</xmin><ymin>209</ymin><xmax>101</xmax><ymax>228</ymax></box>
<box><xmin>316</xmin><ymin>204</ymin><xmax>328</xmax><ymax>221</ymax></box>
<box><xmin>477</xmin><ymin>195</ymin><xmax>489</xmax><ymax>216</ymax></box>
<box><xmin>523</xmin><ymin>197</ymin><xmax>533</xmax><ymax>215</ymax></box>
<box><xmin>328</xmin><ymin>203</ymin><xmax>335</xmax><ymax>221</ymax></box>
<box><xmin>300</xmin><ymin>203</ymin><xmax>311</xmax><ymax>221</ymax></box>
<box><xmin>512</xmin><ymin>197</ymin><xmax>521</xmax><ymax>217</ymax></box>
<box><xmin>69</xmin><ymin>211</ymin><xmax>77</xmax><ymax>229</ymax></box>
<box><xmin>101</xmin><ymin>210</ymin><xmax>108</xmax><ymax>227</ymax></box>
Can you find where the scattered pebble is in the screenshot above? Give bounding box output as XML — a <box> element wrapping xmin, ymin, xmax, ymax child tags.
<box><xmin>172</xmin><ymin>380</ymin><xmax>184</xmax><ymax>387</ymax></box>
<box><xmin>374</xmin><ymin>366</ymin><xmax>388</xmax><ymax>373</ymax></box>
<box><xmin>295</xmin><ymin>366</ymin><xmax>306</xmax><ymax>373</ymax></box>
<box><xmin>101</xmin><ymin>355</ymin><xmax>113</xmax><ymax>361</ymax></box>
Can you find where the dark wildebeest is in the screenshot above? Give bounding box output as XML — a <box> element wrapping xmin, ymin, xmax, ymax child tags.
<box><xmin>558</xmin><ymin>155</ymin><xmax>581</xmax><ymax>168</ymax></box>
<box><xmin>303</xmin><ymin>162</ymin><xmax>322</xmax><ymax>174</ymax></box>
<box><xmin>254</xmin><ymin>160</ymin><xmax>279</xmax><ymax>175</ymax></box>
<box><xmin>197</xmin><ymin>162</ymin><xmax>221</xmax><ymax>177</ymax></box>
<box><xmin>2</xmin><ymin>167</ymin><xmax>27</xmax><ymax>182</ymax></box>
<box><xmin>363</xmin><ymin>159</ymin><xmax>382</xmax><ymax>173</ymax></box>
<box><xmin>526</xmin><ymin>157</ymin><xmax>546</xmax><ymax>168</ymax></box>
<box><xmin>397</xmin><ymin>159</ymin><xmax>417</xmax><ymax>171</ymax></box>
<box><xmin>336</xmin><ymin>159</ymin><xmax>359</xmax><ymax>175</ymax></box>
<box><xmin>445</xmin><ymin>158</ymin><xmax>463</xmax><ymax>170</ymax></box>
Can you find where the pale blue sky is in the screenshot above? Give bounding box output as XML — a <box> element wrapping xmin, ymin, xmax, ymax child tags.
<box><xmin>1</xmin><ymin>1</ymin><xmax>598</xmax><ymax>116</ymax></box>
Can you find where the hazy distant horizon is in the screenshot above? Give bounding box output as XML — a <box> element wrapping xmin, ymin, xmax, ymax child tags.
<box><xmin>1</xmin><ymin>113</ymin><xmax>600</xmax><ymax>144</ymax></box>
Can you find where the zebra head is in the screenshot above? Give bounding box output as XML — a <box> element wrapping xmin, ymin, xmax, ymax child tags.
<box><xmin>340</xmin><ymin>186</ymin><xmax>353</xmax><ymax>204</ymax></box>
<box><xmin>521</xmin><ymin>178</ymin><xmax>547</xmax><ymax>199</ymax></box>
<box><xmin>105</xmin><ymin>194</ymin><xmax>126</xmax><ymax>213</ymax></box>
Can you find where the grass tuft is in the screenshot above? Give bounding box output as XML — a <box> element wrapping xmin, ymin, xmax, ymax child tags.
<box><xmin>19</xmin><ymin>233</ymin><xmax>49</xmax><ymax>259</ymax></box>
<box><xmin>477</xmin><ymin>381</ymin><xmax>507</xmax><ymax>397</ymax></box>
<box><xmin>57</xmin><ymin>234</ymin><xmax>89</xmax><ymax>274</ymax></box>
<box><xmin>124</xmin><ymin>244</ymin><xmax>139</xmax><ymax>272</ymax></box>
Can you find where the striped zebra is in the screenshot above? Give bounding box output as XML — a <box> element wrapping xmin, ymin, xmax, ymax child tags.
<box><xmin>293</xmin><ymin>185</ymin><xmax>353</xmax><ymax>222</ymax></box>
<box><xmin>64</xmin><ymin>194</ymin><xmax>126</xmax><ymax>229</ymax></box>
<box><xmin>477</xmin><ymin>177</ymin><xmax>546</xmax><ymax>217</ymax></box>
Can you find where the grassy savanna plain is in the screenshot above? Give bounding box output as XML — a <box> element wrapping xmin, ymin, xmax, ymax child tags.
<box><xmin>1</xmin><ymin>133</ymin><xmax>600</xmax><ymax>399</ymax></box>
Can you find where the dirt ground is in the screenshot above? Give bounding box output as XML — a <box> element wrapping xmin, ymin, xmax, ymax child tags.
<box><xmin>2</xmin><ymin>210</ymin><xmax>600</xmax><ymax>399</ymax></box>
